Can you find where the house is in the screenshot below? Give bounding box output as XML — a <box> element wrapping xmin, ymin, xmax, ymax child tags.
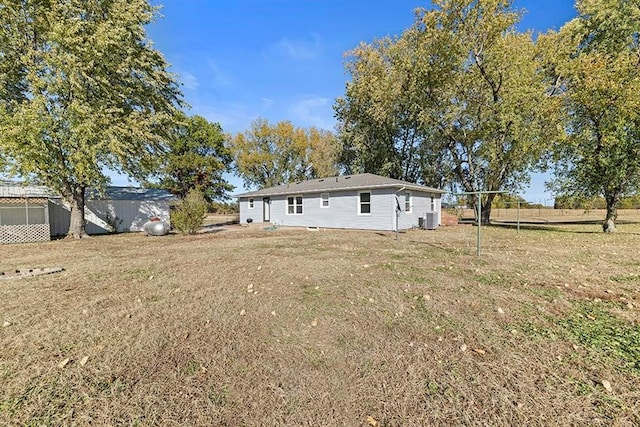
<box><xmin>0</xmin><ymin>183</ymin><xmax>175</xmax><ymax>243</ymax></box>
<box><xmin>236</xmin><ymin>173</ymin><xmax>445</xmax><ymax>231</ymax></box>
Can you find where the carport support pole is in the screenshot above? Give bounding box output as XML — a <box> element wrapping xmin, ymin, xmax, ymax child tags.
<box><xmin>477</xmin><ymin>196</ymin><xmax>481</xmax><ymax>256</ymax></box>
<box><xmin>517</xmin><ymin>200</ymin><xmax>521</xmax><ymax>233</ymax></box>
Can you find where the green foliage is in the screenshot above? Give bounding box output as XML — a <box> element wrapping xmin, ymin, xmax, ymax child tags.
<box><xmin>559</xmin><ymin>302</ymin><xmax>640</xmax><ymax>373</ymax></box>
<box><xmin>490</xmin><ymin>194</ymin><xmax>532</xmax><ymax>208</ymax></box>
<box><xmin>229</xmin><ymin>118</ymin><xmax>341</xmax><ymax>189</ymax></box>
<box><xmin>0</xmin><ymin>0</ymin><xmax>182</xmax><ymax>237</ymax></box>
<box><xmin>209</xmin><ymin>201</ymin><xmax>238</xmax><ymax>214</ymax></box>
<box><xmin>545</xmin><ymin>0</ymin><xmax>640</xmax><ymax>231</ymax></box>
<box><xmin>170</xmin><ymin>189</ymin><xmax>208</xmax><ymax>235</ymax></box>
<box><xmin>149</xmin><ymin>112</ymin><xmax>232</xmax><ymax>203</ymax></box>
<box><xmin>335</xmin><ymin>0</ymin><xmax>561</xmax><ymax>223</ymax></box>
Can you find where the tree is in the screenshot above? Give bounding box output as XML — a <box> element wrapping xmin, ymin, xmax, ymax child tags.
<box><xmin>229</xmin><ymin>118</ymin><xmax>341</xmax><ymax>189</ymax></box>
<box><xmin>148</xmin><ymin>113</ymin><xmax>233</xmax><ymax>203</ymax></box>
<box><xmin>0</xmin><ymin>0</ymin><xmax>182</xmax><ymax>238</ymax></box>
<box><xmin>335</xmin><ymin>31</ymin><xmax>457</xmax><ymax>188</ymax></box>
<box><xmin>335</xmin><ymin>0</ymin><xmax>560</xmax><ymax>223</ymax></box>
<box><xmin>545</xmin><ymin>0</ymin><xmax>640</xmax><ymax>233</ymax></box>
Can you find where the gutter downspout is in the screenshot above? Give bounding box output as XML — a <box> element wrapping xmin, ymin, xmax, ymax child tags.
<box><xmin>394</xmin><ymin>186</ymin><xmax>405</xmax><ymax>240</ymax></box>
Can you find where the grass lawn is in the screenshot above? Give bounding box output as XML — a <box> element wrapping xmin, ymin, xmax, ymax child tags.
<box><xmin>1</xmin><ymin>222</ymin><xmax>639</xmax><ymax>426</ymax></box>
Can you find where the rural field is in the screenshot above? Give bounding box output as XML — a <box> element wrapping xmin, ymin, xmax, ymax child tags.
<box><xmin>1</xmin><ymin>220</ymin><xmax>639</xmax><ymax>426</ymax></box>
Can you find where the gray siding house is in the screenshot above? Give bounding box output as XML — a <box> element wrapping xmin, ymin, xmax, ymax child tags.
<box><xmin>236</xmin><ymin>173</ymin><xmax>445</xmax><ymax>231</ymax></box>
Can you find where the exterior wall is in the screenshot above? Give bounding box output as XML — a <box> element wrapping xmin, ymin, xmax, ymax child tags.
<box><xmin>49</xmin><ymin>199</ymin><xmax>171</xmax><ymax>236</ymax></box>
<box><xmin>239</xmin><ymin>197</ymin><xmax>265</xmax><ymax>224</ymax></box>
<box><xmin>239</xmin><ymin>188</ymin><xmax>443</xmax><ymax>231</ymax></box>
<box><xmin>397</xmin><ymin>191</ymin><xmax>442</xmax><ymax>230</ymax></box>
<box><xmin>252</xmin><ymin>189</ymin><xmax>395</xmax><ymax>231</ymax></box>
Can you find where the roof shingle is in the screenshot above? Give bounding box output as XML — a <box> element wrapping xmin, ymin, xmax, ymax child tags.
<box><xmin>235</xmin><ymin>173</ymin><xmax>445</xmax><ymax>198</ymax></box>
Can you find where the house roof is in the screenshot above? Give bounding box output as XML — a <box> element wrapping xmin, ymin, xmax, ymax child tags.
<box><xmin>235</xmin><ymin>173</ymin><xmax>446</xmax><ymax>198</ymax></box>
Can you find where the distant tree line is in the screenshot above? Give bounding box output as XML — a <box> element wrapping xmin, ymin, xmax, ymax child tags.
<box><xmin>554</xmin><ymin>196</ymin><xmax>640</xmax><ymax>211</ymax></box>
<box><xmin>490</xmin><ymin>195</ymin><xmax>541</xmax><ymax>210</ymax></box>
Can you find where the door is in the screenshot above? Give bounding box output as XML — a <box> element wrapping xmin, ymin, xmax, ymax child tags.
<box><xmin>263</xmin><ymin>197</ymin><xmax>270</xmax><ymax>222</ymax></box>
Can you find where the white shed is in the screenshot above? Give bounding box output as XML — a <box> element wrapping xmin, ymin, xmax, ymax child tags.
<box><xmin>49</xmin><ymin>187</ymin><xmax>176</xmax><ymax>236</ymax></box>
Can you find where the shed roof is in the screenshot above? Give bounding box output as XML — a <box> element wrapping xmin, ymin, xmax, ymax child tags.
<box><xmin>235</xmin><ymin>173</ymin><xmax>446</xmax><ymax>198</ymax></box>
<box><xmin>0</xmin><ymin>183</ymin><xmax>60</xmax><ymax>199</ymax></box>
<box><xmin>87</xmin><ymin>187</ymin><xmax>177</xmax><ymax>201</ymax></box>
<box><xmin>0</xmin><ymin>183</ymin><xmax>175</xmax><ymax>201</ymax></box>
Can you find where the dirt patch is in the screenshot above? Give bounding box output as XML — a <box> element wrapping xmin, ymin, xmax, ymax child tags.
<box><xmin>1</xmin><ymin>224</ymin><xmax>638</xmax><ymax>425</ymax></box>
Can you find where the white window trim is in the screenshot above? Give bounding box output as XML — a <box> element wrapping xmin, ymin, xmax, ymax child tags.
<box><xmin>248</xmin><ymin>198</ymin><xmax>254</xmax><ymax>209</ymax></box>
<box><xmin>320</xmin><ymin>193</ymin><xmax>330</xmax><ymax>208</ymax></box>
<box><xmin>287</xmin><ymin>195</ymin><xmax>304</xmax><ymax>215</ymax></box>
<box><xmin>358</xmin><ymin>191</ymin><xmax>371</xmax><ymax>215</ymax></box>
<box><xmin>405</xmin><ymin>191</ymin><xmax>412</xmax><ymax>213</ymax></box>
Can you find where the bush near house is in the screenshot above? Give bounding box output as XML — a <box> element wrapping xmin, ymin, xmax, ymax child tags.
<box><xmin>170</xmin><ymin>189</ymin><xmax>208</xmax><ymax>235</ymax></box>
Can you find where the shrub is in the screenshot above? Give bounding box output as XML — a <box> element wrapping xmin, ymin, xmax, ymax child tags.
<box><xmin>171</xmin><ymin>189</ymin><xmax>208</xmax><ymax>235</ymax></box>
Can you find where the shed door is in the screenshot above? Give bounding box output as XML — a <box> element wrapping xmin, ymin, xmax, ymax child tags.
<box><xmin>263</xmin><ymin>197</ymin><xmax>270</xmax><ymax>222</ymax></box>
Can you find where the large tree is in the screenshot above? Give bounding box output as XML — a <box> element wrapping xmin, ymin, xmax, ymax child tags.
<box><xmin>545</xmin><ymin>0</ymin><xmax>640</xmax><ymax>233</ymax></box>
<box><xmin>335</xmin><ymin>0</ymin><xmax>560</xmax><ymax>223</ymax></box>
<box><xmin>0</xmin><ymin>0</ymin><xmax>182</xmax><ymax>237</ymax></box>
<box><xmin>148</xmin><ymin>113</ymin><xmax>233</xmax><ymax>203</ymax></box>
<box><xmin>229</xmin><ymin>118</ymin><xmax>341</xmax><ymax>189</ymax></box>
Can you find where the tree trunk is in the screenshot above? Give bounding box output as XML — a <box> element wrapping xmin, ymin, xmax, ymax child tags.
<box><xmin>68</xmin><ymin>186</ymin><xmax>89</xmax><ymax>238</ymax></box>
<box><xmin>474</xmin><ymin>193</ymin><xmax>496</xmax><ymax>225</ymax></box>
<box><xmin>481</xmin><ymin>193</ymin><xmax>496</xmax><ymax>225</ymax></box>
<box><xmin>603</xmin><ymin>192</ymin><xmax>619</xmax><ymax>233</ymax></box>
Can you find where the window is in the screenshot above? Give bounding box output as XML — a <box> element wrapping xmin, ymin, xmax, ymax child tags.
<box><xmin>358</xmin><ymin>191</ymin><xmax>371</xmax><ymax>215</ymax></box>
<box><xmin>287</xmin><ymin>195</ymin><xmax>303</xmax><ymax>215</ymax></box>
<box><xmin>405</xmin><ymin>191</ymin><xmax>412</xmax><ymax>212</ymax></box>
<box><xmin>0</xmin><ymin>202</ymin><xmax>47</xmax><ymax>226</ymax></box>
<box><xmin>248</xmin><ymin>198</ymin><xmax>254</xmax><ymax>209</ymax></box>
<box><xmin>320</xmin><ymin>193</ymin><xmax>329</xmax><ymax>208</ymax></box>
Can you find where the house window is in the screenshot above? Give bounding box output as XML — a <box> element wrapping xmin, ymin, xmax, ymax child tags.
<box><xmin>405</xmin><ymin>191</ymin><xmax>412</xmax><ymax>212</ymax></box>
<box><xmin>248</xmin><ymin>198</ymin><xmax>254</xmax><ymax>209</ymax></box>
<box><xmin>287</xmin><ymin>195</ymin><xmax>303</xmax><ymax>215</ymax></box>
<box><xmin>358</xmin><ymin>191</ymin><xmax>371</xmax><ymax>215</ymax></box>
<box><xmin>320</xmin><ymin>193</ymin><xmax>329</xmax><ymax>208</ymax></box>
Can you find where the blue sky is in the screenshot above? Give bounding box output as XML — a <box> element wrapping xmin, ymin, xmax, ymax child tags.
<box><xmin>115</xmin><ymin>0</ymin><xmax>578</xmax><ymax>203</ymax></box>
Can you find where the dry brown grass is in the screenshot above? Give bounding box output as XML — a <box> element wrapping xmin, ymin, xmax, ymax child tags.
<box><xmin>203</xmin><ymin>213</ymin><xmax>239</xmax><ymax>226</ymax></box>
<box><xmin>462</xmin><ymin>208</ymin><xmax>640</xmax><ymax>224</ymax></box>
<box><xmin>1</xmin><ymin>222</ymin><xmax>639</xmax><ymax>426</ymax></box>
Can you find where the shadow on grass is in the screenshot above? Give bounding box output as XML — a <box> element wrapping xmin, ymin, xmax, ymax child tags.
<box><xmin>198</xmin><ymin>224</ymin><xmax>227</xmax><ymax>234</ymax></box>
